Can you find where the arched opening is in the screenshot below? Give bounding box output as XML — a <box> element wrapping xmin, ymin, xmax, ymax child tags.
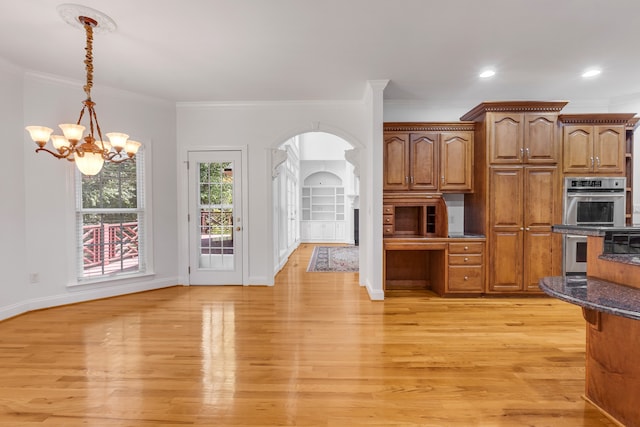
<box><xmin>272</xmin><ymin>132</ymin><xmax>359</xmax><ymax>273</ymax></box>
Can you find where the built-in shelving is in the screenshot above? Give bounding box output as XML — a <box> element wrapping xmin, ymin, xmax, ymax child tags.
<box><xmin>302</xmin><ymin>186</ymin><xmax>344</xmax><ymax>221</ymax></box>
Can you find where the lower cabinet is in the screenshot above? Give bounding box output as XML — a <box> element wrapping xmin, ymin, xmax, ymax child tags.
<box><xmin>301</xmin><ymin>221</ymin><xmax>346</xmax><ymax>242</ymax></box>
<box><xmin>384</xmin><ymin>239</ymin><xmax>485</xmax><ymax>296</ymax></box>
<box><xmin>447</xmin><ymin>242</ymin><xmax>484</xmax><ymax>293</ymax></box>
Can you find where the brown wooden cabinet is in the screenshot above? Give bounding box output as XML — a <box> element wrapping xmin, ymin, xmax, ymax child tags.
<box><xmin>562</xmin><ymin>125</ymin><xmax>625</xmax><ymax>174</ymax></box>
<box><xmin>488</xmin><ymin>166</ymin><xmax>558</xmax><ymax>293</ymax></box>
<box><xmin>560</xmin><ymin>114</ymin><xmax>636</xmax><ymax>176</ymax></box>
<box><xmin>447</xmin><ymin>241</ymin><xmax>484</xmax><ymax>293</ymax></box>
<box><xmin>384</xmin><ymin>238</ymin><xmax>484</xmax><ymax>295</ymax></box>
<box><xmin>626</xmin><ymin>118</ymin><xmax>639</xmax><ymax>225</ymax></box>
<box><xmin>461</xmin><ymin>101</ymin><xmax>567</xmax><ymax>295</ymax></box>
<box><xmin>382</xmin><ymin>195</ymin><xmax>448</xmax><ymax>238</ymax></box>
<box><xmin>383</xmin><ymin>132</ymin><xmax>437</xmax><ymax>191</ymax></box>
<box><xmin>383</xmin><ymin>123</ymin><xmax>474</xmax><ymax>193</ymax></box>
<box><xmin>487</xmin><ymin>112</ymin><xmax>559</xmax><ymax>164</ymax></box>
<box><xmin>440</xmin><ymin>131</ymin><xmax>473</xmax><ymax>191</ymax></box>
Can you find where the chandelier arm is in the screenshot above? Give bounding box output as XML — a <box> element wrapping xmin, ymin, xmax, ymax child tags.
<box><xmin>106</xmin><ymin>156</ymin><xmax>131</xmax><ymax>164</ymax></box>
<box><xmin>89</xmin><ymin>106</ymin><xmax>106</xmax><ymax>152</ymax></box>
<box><xmin>35</xmin><ymin>147</ymin><xmax>72</xmax><ymax>160</ymax></box>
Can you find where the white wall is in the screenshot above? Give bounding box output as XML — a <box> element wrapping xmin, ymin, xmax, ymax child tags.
<box><xmin>0</xmin><ymin>59</ymin><xmax>30</xmax><ymax>317</ymax></box>
<box><xmin>299</xmin><ymin>132</ymin><xmax>352</xmax><ymax>160</ymax></box>
<box><xmin>176</xmin><ymin>100</ymin><xmax>382</xmax><ymax>295</ymax></box>
<box><xmin>0</xmin><ymin>71</ymin><xmax>179</xmax><ymax>321</ymax></box>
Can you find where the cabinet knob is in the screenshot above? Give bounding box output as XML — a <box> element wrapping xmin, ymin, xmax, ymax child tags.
<box><xmin>464</xmin><ymin>276</ymin><xmax>469</xmax><ymax>281</ymax></box>
<box><xmin>520</xmin><ymin>227</ymin><xmax>524</xmax><ymax>231</ymax></box>
<box><xmin>464</xmin><ymin>257</ymin><xmax>469</xmax><ymax>262</ymax></box>
<box><xmin>464</xmin><ymin>246</ymin><xmax>468</xmax><ymax>251</ymax></box>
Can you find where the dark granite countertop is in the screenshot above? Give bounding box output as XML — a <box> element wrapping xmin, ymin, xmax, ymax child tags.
<box><xmin>539</xmin><ymin>276</ymin><xmax>640</xmax><ymax>321</ymax></box>
<box><xmin>447</xmin><ymin>233</ymin><xmax>485</xmax><ymax>239</ymax></box>
<box><xmin>552</xmin><ymin>224</ymin><xmax>640</xmax><ymax>236</ymax></box>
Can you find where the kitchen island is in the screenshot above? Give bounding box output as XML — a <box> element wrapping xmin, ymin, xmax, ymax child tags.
<box><xmin>540</xmin><ymin>225</ymin><xmax>640</xmax><ymax>427</ymax></box>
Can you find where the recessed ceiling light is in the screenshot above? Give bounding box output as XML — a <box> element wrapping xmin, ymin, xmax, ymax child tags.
<box><xmin>479</xmin><ymin>69</ymin><xmax>496</xmax><ymax>78</ymax></box>
<box><xmin>582</xmin><ymin>69</ymin><xmax>601</xmax><ymax>78</ymax></box>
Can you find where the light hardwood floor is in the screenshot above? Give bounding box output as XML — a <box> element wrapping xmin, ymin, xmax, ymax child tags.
<box><xmin>0</xmin><ymin>243</ymin><xmax>615</xmax><ymax>426</ymax></box>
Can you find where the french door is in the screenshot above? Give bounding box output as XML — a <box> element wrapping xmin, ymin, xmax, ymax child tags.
<box><xmin>188</xmin><ymin>150</ymin><xmax>243</xmax><ymax>284</ymax></box>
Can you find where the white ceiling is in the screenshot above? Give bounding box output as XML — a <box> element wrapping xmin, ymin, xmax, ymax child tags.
<box><xmin>2</xmin><ymin>0</ymin><xmax>640</xmax><ymax>108</ymax></box>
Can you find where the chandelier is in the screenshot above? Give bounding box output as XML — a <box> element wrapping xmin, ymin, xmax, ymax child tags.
<box><xmin>25</xmin><ymin>11</ymin><xmax>140</xmax><ymax>176</ymax></box>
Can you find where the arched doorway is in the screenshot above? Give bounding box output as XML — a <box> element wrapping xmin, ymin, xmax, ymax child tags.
<box><xmin>272</xmin><ymin>132</ymin><xmax>359</xmax><ymax>273</ymax></box>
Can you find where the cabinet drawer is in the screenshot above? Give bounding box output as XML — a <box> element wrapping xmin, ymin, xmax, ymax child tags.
<box><xmin>448</xmin><ymin>254</ymin><xmax>482</xmax><ymax>265</ymax></box>
<box><xmin>383</xmin><ymin>205</ymin><xmax>394</xmax><ymax>215</ymax></box>
<box><xmin>449</xmin><ymin>242</ymin><xmax>483</xmax><ymax>254</ymax></box>
<box><xmin>383</xmin><ymin>225</ymin><xmax>394</xmax><ymax>236</ymax></box>
<box><xmin>448</xmin><ymin>266</ymin><xmax>483</xmax><ymax>292</ymax></box>
<box><xmin>383</xmin><ymin>214</ymin><xmax>394</xmax><ymax>225</ymax></box>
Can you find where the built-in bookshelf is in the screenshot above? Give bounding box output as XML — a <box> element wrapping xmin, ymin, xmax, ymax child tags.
<box><xmin>301</xmin><ymin>186</ymin><xmax>345</xmax><ymax>221</ymax></box>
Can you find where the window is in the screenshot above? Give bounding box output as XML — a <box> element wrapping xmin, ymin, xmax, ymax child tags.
<box><xmin>76</xmin><ymin>151</ymin><xmax>146</xmax><ymax>281</ymax></box>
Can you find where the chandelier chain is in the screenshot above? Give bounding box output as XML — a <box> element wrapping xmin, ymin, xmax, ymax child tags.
<box><xmin>83</xmin><ymin>20</ymin><xmax>94</xmax><ymax>99</ymax></box>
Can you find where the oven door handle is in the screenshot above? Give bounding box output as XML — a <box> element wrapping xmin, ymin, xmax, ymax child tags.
<box><xmin>566</xmin><ymin>192</ymin><xmax>624</xmax><ymax>198</ymax></box>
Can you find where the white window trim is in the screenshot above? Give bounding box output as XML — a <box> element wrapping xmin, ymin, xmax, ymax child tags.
<box><xmin>66</xmin><ymin>141</ymin><xmax>154</xmax><ymax>287</ymax></box>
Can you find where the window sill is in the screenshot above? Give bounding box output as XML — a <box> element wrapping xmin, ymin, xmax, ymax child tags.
<box><xmin>67</xmin><ymin>271</ymin><xmax>156</xmax><ymax>288</ymax></box>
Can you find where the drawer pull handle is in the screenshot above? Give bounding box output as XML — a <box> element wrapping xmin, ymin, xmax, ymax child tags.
<box><xmin>464</xmin><ymin>246</ymin><xmax>468</xmax><ymax>250</ymax></box>
<box><xmin>464</xmin><ymin>257</ymin><xmax>469</xmax><ymax>262</ymax></box>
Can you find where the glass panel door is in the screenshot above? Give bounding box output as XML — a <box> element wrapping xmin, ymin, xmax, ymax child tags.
<box><xmin>188</xmin><ymin>151</ymin><xmax>243</xmax><ymax>284</ymax></box>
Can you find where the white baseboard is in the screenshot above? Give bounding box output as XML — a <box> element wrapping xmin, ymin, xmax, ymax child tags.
<box><xmin>0</xmin><ymin>277</ymin><xmax>179</xmax><ymax>322</ymax></box>
<box><xmin>365</xmin><ymin>280</ymin><xmax>385</xmax><ymax>300</ymax></box>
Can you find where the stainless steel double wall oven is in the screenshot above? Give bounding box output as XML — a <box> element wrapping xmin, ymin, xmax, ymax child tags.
<box><xmin>562</xmin><ymin>177</ymin><xmax>626</xmax><ymax>276</ymax></box>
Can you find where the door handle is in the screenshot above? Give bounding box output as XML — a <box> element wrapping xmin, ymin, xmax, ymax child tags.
<box><xmin>236</xmin><ymin>226</ymin><xmax>241</xmax><ymax>231</ymax></box>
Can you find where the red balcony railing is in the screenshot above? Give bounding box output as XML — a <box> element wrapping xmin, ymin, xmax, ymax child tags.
<box><xmin>82</xmin><ymin>222</ymin><xmax>139</xmax><ymax>271</ymax></box>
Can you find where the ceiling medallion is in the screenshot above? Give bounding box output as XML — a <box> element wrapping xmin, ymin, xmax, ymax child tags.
<box><xmin>57</xmin><ymin>3</ymin><xmax>117</xmax><ymax>33</ymax></box>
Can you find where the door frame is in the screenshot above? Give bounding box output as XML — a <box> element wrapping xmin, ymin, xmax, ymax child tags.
<box><xmin>178</xmin><ymin>146</ymin><xmax>249</xmax><ymax>286</ymax></box>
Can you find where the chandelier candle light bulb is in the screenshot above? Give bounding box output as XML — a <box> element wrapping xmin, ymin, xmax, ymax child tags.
<box><xmin>24</xmin><ymin>8</ymin><xmax>140</xmax><ymax>176</ymax></box>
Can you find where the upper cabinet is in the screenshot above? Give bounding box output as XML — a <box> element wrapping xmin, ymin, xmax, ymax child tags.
<box><xmin>475</xmin><ymin>111</ymin><xmax>560</xmax><ymax>164</ymax></box>
<box><xmin>559</xmin><ymin>114</ymin><xmax>636</xmax><ymax>176</ymax></box>
<box><xmin>383</xmin><ymin>123</ymin><xmax>474</xmax><ymax>193</ymax></box>
<box><xmin>440</xmin><ymin>131</ymin><xmax>473</xmax><ymax>191</ymax></box>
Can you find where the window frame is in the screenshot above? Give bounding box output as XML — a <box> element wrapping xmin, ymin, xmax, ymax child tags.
<box><xmin>69</xmin><ymin>144</ymin><xmax>153</xmax><ymax>286</ymax></box>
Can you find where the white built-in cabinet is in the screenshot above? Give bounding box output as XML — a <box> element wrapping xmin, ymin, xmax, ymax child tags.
<box><xmin>301</xmin><ymin>186</ymin><xmax>346</xmax><ymax>241</ymax></box>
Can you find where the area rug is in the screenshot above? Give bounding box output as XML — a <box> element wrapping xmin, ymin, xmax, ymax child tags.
<box><xmin>307</xmin><ymin>246</ymin><xmax>359</xmax><ymax>272</ymax></box>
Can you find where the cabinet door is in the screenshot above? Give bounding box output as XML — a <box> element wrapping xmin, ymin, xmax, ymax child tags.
<box><xmin>383</xmin><ymin>132</ymin><xmax>409</xmax><ymax>190</ymax></box>
<box><xmin>523</xmin><ymin>230</ymin><xmax>554</xmax><ymax>292</ymax></box>
<box><xmin>594</xmin><ymin>125</ymin><xmax>625</xmax><ymax>175</ymax></box>
<box><xmin>525</xmin><ymin>113</ymin><xmax>558</xmax><ymax>163</ymax></box>
<box><xmin>489</xmin><ymin>168</ymin><xmax>524</xmax><ymax>292</ymax></box>
<box><xmin>409</xmin><ymin>133</ymin><xmax>438</xmax><ymax>190</ymax></box>
<box><xmin>523</xmin><ymin>167</ymin><xmax>556</xmax><ymax>229</ymax></box>
<box><xmin>489</xmin><ymin>113</ymin><xmax>524</xmax><ymax>164</ymax></box>
<box><xmin>489</xmin><ymin>230</ymin><xmax>523</xmax><ymax>292</ymax></box>
<box><xmin>563</xmin><ymin>125</ymin><xmax>594</xmax><ymax>173</ymax></box>
<box><xmin>439</xmin><ymin>131</ymin><xmax>473</xmax><ymax>192</ymax></box>
<box><xmin>490</xmin><ymin>167</ymin><xmax>523</xmax><ymax>228</ymax></box>
<box><xmin>523</xmin><ymin>167</ymin><xmax>558</xmax><ymax>292</ymax></box>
